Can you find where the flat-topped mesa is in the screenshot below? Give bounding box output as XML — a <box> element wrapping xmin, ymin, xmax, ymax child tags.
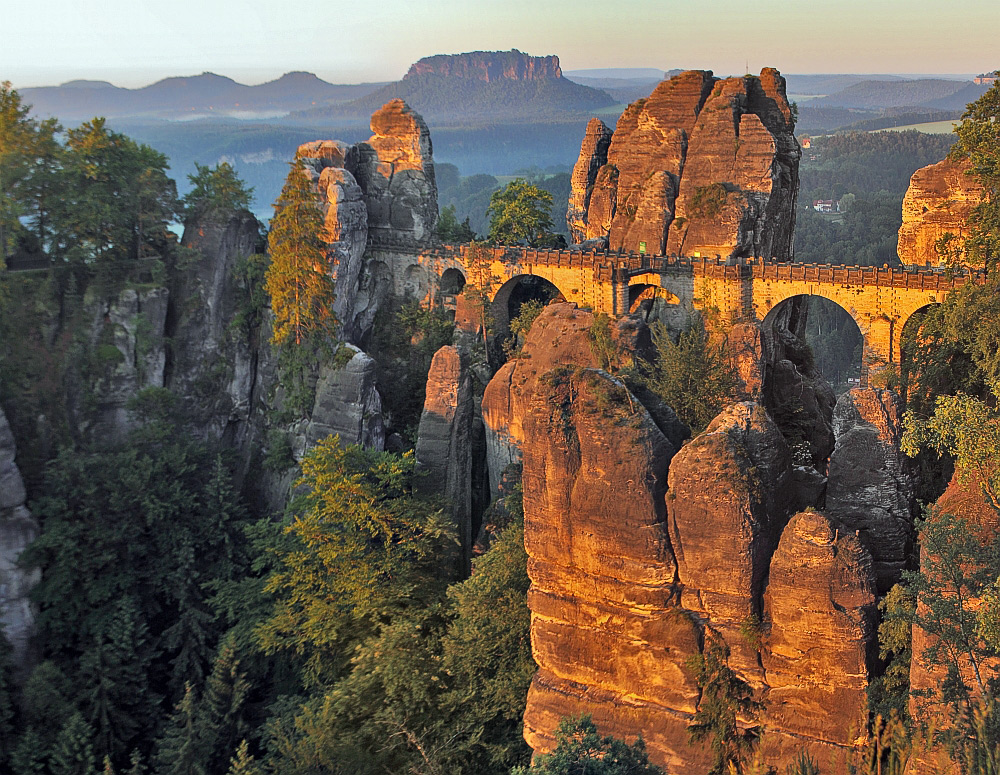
<box><xmin>898</xmin><ymin>156</ymin><xmax>985</xmax><ymax>267</ymax></box>
<box><xmin>569</xmin><ymin>68</ymin><xmax>799</xmax><ymax>261</ymax></box>
<box><xmin>406</xmin><ymin>49</ymin><xmax>563</xmax><ymax>82</ymax></box>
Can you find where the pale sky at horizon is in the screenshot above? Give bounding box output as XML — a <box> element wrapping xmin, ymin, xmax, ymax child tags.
<box><xmin>2</xmin><ymin>0</ymin><xmax>997</xmax><ymax>89</ymax></box>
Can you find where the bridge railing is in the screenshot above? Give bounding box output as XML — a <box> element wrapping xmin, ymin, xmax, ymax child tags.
<box><xmin>382</xmin><ymin>242</ymin><xmax>986</xmax><ymax>288</ymax></box>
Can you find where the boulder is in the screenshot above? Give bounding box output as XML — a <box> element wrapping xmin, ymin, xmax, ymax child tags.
<box><xmin>305</xmin><ymin>347</ymin><xmax>385</xmax><ymax>451</ymax></box>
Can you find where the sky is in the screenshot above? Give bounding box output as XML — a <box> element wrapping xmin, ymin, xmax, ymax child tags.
<box><xmin>2</xmin><ymin>0</ymin><xmax>998</xmax><ymax>88</ymax></box>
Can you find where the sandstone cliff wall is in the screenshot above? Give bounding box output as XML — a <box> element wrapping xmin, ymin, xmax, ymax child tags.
<box><xmin>568</xmin><ymin>68</ymin><xmax>799</xmax><ymax>261</ymax></box>
<box><xmin>484</xmin><ymin>303</ymin><xmax>888</xmax><ymax>774</ymax></box>
<box><xmin>898</xmin><ymin>156</ymin><xmax>985</xmax><ymax>267</ymax></box>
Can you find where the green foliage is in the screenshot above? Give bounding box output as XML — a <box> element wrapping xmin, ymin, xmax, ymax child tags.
<box><xmin>369</xmin><ymin>296</ymin><xmax>455</xmax><ymax>440</ymax></box>
<box><xmin>257</xmin><ymin>439</ymin><xmax>533</xmax><ymax>775</ymax></box>
<box><xmin>183</xmin><ymin>162</ymin><xmax>254</xmax><ymax>217</ymax></box>
<box><xmin>641</xmin><ymin>319</ymin><xmax>737</xmax><ymax>435</ymax></box>
<box><xmin>948</xmin><ymin>74</ymin><xmax>1000</xmax><ymax>272</ymax></box>
<box><xmin>588</xmin><ymin>313</ymin><xmax>618</xmax><ymax>372</ymax></box>
<box><xmin>504</xmin><ymin>298</ymin><xmax>546</xmax><ymax>359</ymax></box>
<box><xmin>687</xmin><ymin>637</ymin><xmax>762</xmax><ymax>775</ymax></box>
<box><xmin>265</xmin><ymin>156</ymin><xmax>337</xmax><ymax>413</ymax></box>
<box><xmin>435</xmin><ymin>203</ymin><xmax>477</xmax><ymax>243</ymax></box>
<box><xmin>855</xmin><ymin>713</ymin><xmax>912</xmax><ymax>775</ymax></box>
<box><xmin>256</xmin><ymin>437</ymin><xmax>456</xmax><ymax>685</ymax></box>
<box><xmin>786</xmin><ymin>751</ymin><xmax>819</xmax><ymax>775</ymax></box>
<box><xmin>487</xmin><ymin>178</ymin><xmax>557</xmax><ymax>247</ymax></box>
<box><xmin>512</xmin><ymin>715</ymin><xmax>666</xmax><ymax>775</ymax></box>
<box><xmin>689</xmin><ymin>183</ymin><xmax>729</xmax><ymax>220</ymax></box>
<box><xmin>870</xmin><ymin>584</ymin><xmax>915</xmax><ymax>721</ymax></box>
<box><xmin>231</xmin><ymin>252</ymin><xmax>270</xmax><ymax>341</ymax></box>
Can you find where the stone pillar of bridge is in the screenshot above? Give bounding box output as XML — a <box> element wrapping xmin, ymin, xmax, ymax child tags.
<box><xmin>860</xmin><ymin>315</ymin><xmax>896</xmax><ymax>387</ymax></box>
<box><xmin>613</xmin><ymin>273</ymin><xmax>629</xmax><ymax>317</ymax></box>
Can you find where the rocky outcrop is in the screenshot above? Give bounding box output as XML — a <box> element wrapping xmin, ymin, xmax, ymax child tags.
<box><xmin>304</xmin><ymin>347</ymin><xmax>385</xmax><ymax>451</ymax></box>
<box><xmin>520</xmin><ymin>364</ymin><xmax>697</xmax><ymax>772</ymax></box>
<box><xmin>299</xmin><ymin>141</ymin><xmax>369</xmax><ymax>331</ymax></box>
<box><xmin>172</xmin><ymin>209</ymin><xmax>263</xmax><ymax>446</ymax></box>
<box><xmin>415</xmin><ymin>345</ymin><xmax>473</xmax><ymax>564</ymax></box>
<box><xmin>569</xmin><ymin>68</ymin><xmax>799</xmax><ymax>260</ymax></box>
<box><xmin>347</xmin><ymin>100</ymin><xmax>437</xmax><ymax>249</ymax></box>
<box><xmin>0</xmin><ymin>406</ymin><xmax>39</xmax><ymax>674</ymax></box>
<box><xmin>898</xmin><ymin>156</ymin><xmax>985</xmax><ymax>267</ymax></box>
<box><xmin>567</xmin><ymin>118</ymin><xmax>613</xmax><ymax>243</ymax></box>
<box><xmin>762</xmin><ymin>510</ymin><xmax>876</xmax><ymax>757</ymax></box>
<box><xmin>77</xmin><ymin>286</ymin><xmax>169</xmax><ymax>442</ymax></box>
<box><xmin>666</xmin><ymin>402</ymin><xmax>793</xmax><ymax>676</ymax></box>
<box><xmin>294</xmin><ymin>101</ymin><xmax>439</xmax><ymax>340</ymax></box>
<box><xmin>826</xmin><ymin>389</ymin><xmax>914</xmax><ymax>591</ymax></box>
<box><xmin>492</xmin><ymin>303</ymin><xmax>886</xmax><ymax>774</ymax></box>
<box><xmin>406</xmin><ymin>49</ymin><xmax>563</xmax><ymax>81</ymax></box>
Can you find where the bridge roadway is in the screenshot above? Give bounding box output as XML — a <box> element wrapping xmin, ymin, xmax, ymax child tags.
<box><xmin>369</xmin><ymin>242</ymin><xmax>980</xmax><ymax>371</ymax></box>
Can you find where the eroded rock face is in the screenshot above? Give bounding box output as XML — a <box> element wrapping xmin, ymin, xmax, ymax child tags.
<box><xmin>173</xmin><ymin>210</ymin><xmax>263</xmax><ymax>444</ymax></box>
<box><xmin>304</xmin><ymin>347</ymin><xmax>385</xmax><ymax>451</ymax></box>
<box><xmin>570</xmin><ymin>68</ymin><xmax>799</xmax><ymax>260</ymax></box>
<box><xmin>407</xmin><ymin>50</ymin><xmax>563</xmax><ymax>81</ymax></box>
<box><xmin>567</xmin><ymin>118</ymin><xmax>614</xmax><ymax>243</ymax></box>
<box><xmin>347</xmin><ymin>99</ymin><xmax>437</xmax><ymax>249</ymax></box>
<box><xmin>762</xmin><ymin>510</ymin><xmax>876</xmax><ymax>757</ymax></box>
<box><xmin>666</xmin><ymin>402</ymin><xmax>792</xmax><ymax>675</ymax></box>
<box><xmin>827</xmin><ymin>389</ymin><xmax>914</xmax><ymax>591</ymax></box>
<box><xmin>898</xmin><ymin>156</ymin><xmax>985</xmax><ymax>267</ymax></box>
<box><xmin>520</xmin><ymin>366</ymin><xmax>698</xmax><ymax>772</ymax></box>
<box><xmin>78</xmin><ymin>286</ymin><xmax>169</xmax><ymax>442</ymax></box>
<box><xmin>299</xmin><ymin>145</ymin><xmax>369</xmax><ymax>332</ymax></box>
<box><xmin>415</xmin><ymin>345</ymin><xmax>473</xmax><ymax>564</ymax></box>
<box><xmin>0</xmin><ymin>406</ymin><xmax>39</xmax><ymax>675</ymax></box>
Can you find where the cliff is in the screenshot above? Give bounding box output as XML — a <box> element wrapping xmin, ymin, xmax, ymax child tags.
<box><xmin>897</xmin><ymin>156</ymin><xmax>985</xmax><ymax>267</ymax></box>
<box><xmin>483</xmin><ymin>303</ymin><xmax>885</xmax><ymax>773</ymax></box>
<box><xmin>296</xmin><ymin>50</ymin><xmax>615</xmax><ymax>123</ymax></box>
<box><xmin>406</xmin><ymin>50</ymin><xmax>563</xmax><ymax>81</ymax></box>
<box><xmin>568</xmin><ymin>68</ymin><xmax>800</xmax><ymax>260</ymax></box>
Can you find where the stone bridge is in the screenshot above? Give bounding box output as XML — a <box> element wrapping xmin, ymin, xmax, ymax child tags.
<box><xmin>367</xmin><ymin>242</ymin><xmax>978</xmax><ymax>374</ymax></box>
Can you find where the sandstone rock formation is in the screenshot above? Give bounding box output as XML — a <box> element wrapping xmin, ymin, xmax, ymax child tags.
<box><xmin>407</xmin><ymin>49</ymin><xmax>564</xmax><ymax>81</ymax></box>
<box><xmin>172</xmin><ymin>209</ymin><xmax>263</xmax><ymax>444</ymax></box>
<box><xmin>294</xmin><ymin>101</ymin><xmax>438</xmax><ymax>340</ymax></box>
<box><xmin>299</xmin><ymin>141</ymin><xmax>369</xmax><ymax>330</ymax></box>
<box><xmin>567</xmin><ymin>118</ymin><xmax>614</xmax><ymax>244</ymax></box>
<box><xmin>898</xmin><ymin>156</ymin><xmax>985</xmax><ymax>267</ymax></box>
<box><xmin>304</xmin><ymin>347</ymin><xmax>385</xmax><ymax>451</ymax></box>
<box><xmin>762</xmin><ymin>510</ymin><xmax>876</xmax><ymax>758</ymax></box>
<box><xmin>0</xmin><ymin>406</ymin><xmax>39</xmax><ymax>674</ymax></box>
<box><xmin>415</xmin><ymin>345</ymin><xmax>474</xmax><ymax>565</ymax></box>
<box><xmin>568</xmin><ymin>68</ymin><xmax>799</xmax><ymax>260</ymax></box>
<box><xmin>666</xmin><ymin>402</ymin><xmax>792</xmax><ymax>676</ymax></box>
<box><xmin>347</xmin><ymin>99</ymin><xmax>437</xmax><ymax>249</ymax></box>
<box><xmin>488</xmin><ymin>303</ymin><xmax>886</xmax><ymax>774</ymax></box>
<box><xmin>827</xmin><ymin>388</ymin><xmax>914</xmax><ymax>591</ymax></box>
<box><xmin>79</xmin><ymin>286</ymin><xmax>169</xmax><ymax>442</ymax></box>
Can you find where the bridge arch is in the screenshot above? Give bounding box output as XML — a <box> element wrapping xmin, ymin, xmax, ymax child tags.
<box><xmin>439</xmin><ymin>267</ymin><xmax>467</xmax><ymax>295</ymax></box>
<box><xmin>762</xmin><ymin>294</ymin><xmax>864</xmax><ymax>392</ymax></box>
<box><xmin>491</xmin><ymin>274</ymin><xmax>567</xmax><ymax>331</ymax></box>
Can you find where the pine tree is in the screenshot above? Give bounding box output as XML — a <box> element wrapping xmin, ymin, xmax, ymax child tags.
<box><xmin>197</xmin><ymin>637</ymin><xmax>250</xmax><ymax>774</ymax></box>
<box><xmin>50</xmin><ymin>713</ymin><xmax>97</xmax><ymax>775</ymax></box>
<box><xmin>152</xmin><ymin>684</ymin><xmax>205</xmax><ymax>775</ymax></box>
<box><xmin>225</xmin><ymin>741</ymin><xmax>262</xmax><ymax>775</ymax></box>
<box><xmin>265</xmin><ymin>156</ymin><xmax>336</xmax><ymax>348</ymax></box>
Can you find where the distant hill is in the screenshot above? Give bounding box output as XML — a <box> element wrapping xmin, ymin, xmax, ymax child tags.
<box><xmin>808</xmin><ymin>78</ymin><xmax>981</xmax><ymax>109</ymax></box>
<box><xmin>290</xmin><ymin>50</ymin><xmax>617</xmax><ymax>124</ymax></box>
<box><xmin>21</xmin><ymin>72</ymin><xmax>387</xmax><ymax>121</ymax></box>
<box><xmin>783</xmin><ymin>74</ymin><xmax>905</xmax><ymax>96</ymax></box>
<box><xmin>564</xmin><ymin>74</ymin><xmax>667</xmax><ymax>105</ymax></box>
